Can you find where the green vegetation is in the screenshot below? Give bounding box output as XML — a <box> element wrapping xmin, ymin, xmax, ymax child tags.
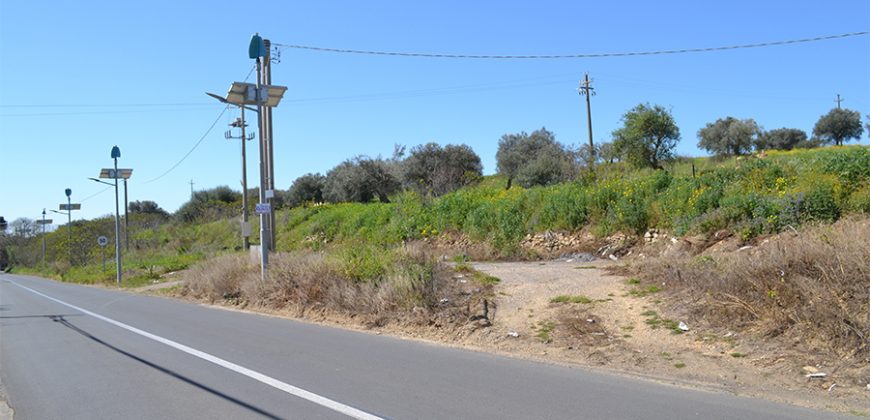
<box><xmin>4</xmin><ymin>146</ymin><xmax>869</xmax><ymax>289</ymax></box>
<box><xmin>533</xmin><ymin>320</ymin><xmax>556</xmax><ymax>343</ymax></box>
<box><xmin>550</xmin><ymin>295</ymin><xmax>593</xmax><ymax>304</ymax></box>
<box><xmin>641</xmin><ymin>310</ymin><xmax>684</xmax><ymax>334</ymax></box>
<box><xmin>730</xmin><ymin>352</ymin><xmax>748</xmax><ymax>358</ymax></box>
<box><xmin>628</xmin><ymin>284</ymin><xmax>663</xmax><ymax>297</ymax></box>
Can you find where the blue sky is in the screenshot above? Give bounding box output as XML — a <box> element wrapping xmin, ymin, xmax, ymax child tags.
<box><xmin>1</xmin><ymin>0</ymin><xmax>868</xmax><ymax>225</ymax></box>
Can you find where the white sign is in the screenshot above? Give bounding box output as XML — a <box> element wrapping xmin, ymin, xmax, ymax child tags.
<box><xmin>97</xmin><ymin>236</ymin><xmax>109</xmax><ymax>247</ymax></box>
<box><xmin>254</xmin><ymin>203</ymin><xmax>271</xmax><ymax>215</ymax></box>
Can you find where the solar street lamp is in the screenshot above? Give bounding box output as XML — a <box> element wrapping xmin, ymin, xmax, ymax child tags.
<box><xmin>209</xmin><ymin>53</ymin><xmax>287</xmax><ymax>281</ymax></box>
<box><xmin>97</xmin><ymin>146</ymin><xmax>126</xmax><ymax>284</ymax></box>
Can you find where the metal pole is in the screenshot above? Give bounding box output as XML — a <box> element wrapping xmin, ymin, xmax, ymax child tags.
<box><xmin>264</xmin><ymin>39</ymin><xmax>277</xmax><ymax>251</ymax></box>
<box><xmin>240</xmin><ymin>107</ymin><xmax>250</xmax><ymax>250</ymax></box>
<box><xmin>42</xmin><ymin>209</ymin><xmax>46</xmax><ymax>265</ymax></box>
<box><xmin>67</xmin><ymin>195</ymin><xmax>72</xmax><ymax>265</ymax></box>
<box><xmin>113</xmin><ymin>157</ymin><xmax>122</xmax><ymax>284</ymax></box>
<box><xmin>123</xmin><ymin>178</ymin><xmax>129</xmax><ymax>251</ymax></box>
<box><xmin>256</xmin><ymin>56</ymin><xmax>269</xmax><ymax>280</ymax></box>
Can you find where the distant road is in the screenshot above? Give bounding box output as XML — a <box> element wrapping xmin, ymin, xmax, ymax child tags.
<box><xmin>0</xmin><ymin>274</ymin><xmax>855</xmax><ymax>419</ymax></box>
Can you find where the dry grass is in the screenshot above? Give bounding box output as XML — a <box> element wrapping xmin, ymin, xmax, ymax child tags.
<box><xmin>642</xmin><ymin>217</ymin><xmax>869</xmax><ymax>358</ymax></box>
<box><xmin>181</xmin><ymin>244</ymin><xmax>495</xmax><ymax>329</ymax></box>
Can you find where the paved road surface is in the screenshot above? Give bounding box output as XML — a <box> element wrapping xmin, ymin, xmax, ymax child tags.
<box><xmin>0</xmin><ymin>274</ymin><xmax>857</xmax><ymax>419</ymax></box>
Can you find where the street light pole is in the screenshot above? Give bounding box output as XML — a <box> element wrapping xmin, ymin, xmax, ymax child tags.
<box><xmin>111</xmin><ymin>146</ymin><xmax>122</xmax><ymax>284</ymax></box>
<box><xmin>41</xmin><ymin>209</ymin><xmax>46</xmax><ymax>265</ymax></box>
<box><xmin>65</xmin><ymin>188</ymin><xmax>72</xmax><ymax>264</ymax></box>
<box><xmin>123</xmin><ymin>178</ymin><xmax>129</xmax><ymax>251</ymax></box>
<box><xmin>256</xmin><ymin>53</ymin><xmax>269</xmax><ymax>278</ymax></box>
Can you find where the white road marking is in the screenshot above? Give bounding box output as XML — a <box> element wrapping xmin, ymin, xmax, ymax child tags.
<box><xmin>8</xmin><ymin>280</ymin><xmax>383</xmax><ymax>420</ymax></box>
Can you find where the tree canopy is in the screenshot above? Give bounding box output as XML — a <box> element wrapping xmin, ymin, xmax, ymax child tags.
<box><xmin>286</xmin><ymin>173</ymin><xmax>325</xmax><ymax>207</ymax></box>
<box><xmin>813</xmin><ymin>108</ymin><xmax>863</xmax><ymax>146</ymax></box>
<box><xmin>324</xmin><ymin>157</ymin><xmax>400</xmax><ymax>203</ymax></box>
<box><xmin>496</xmin><ymin>127</ymin><xmax>575</xmax><ymax>188</ymax></box>
<box><xmin>128</xmin><ymin>200</ymin><xmax>168</xmax><ymax>217</ymax></box>
<box><xmin>402</xmin><ymin>143</ymin><xmax>482</xmax><ymax>196</ymax></box>
<box><xmin>612</xmin><ymin>104</ymin><xmax>680</xmax><ymax>169</ymax></box>
<box><xmin>697</xmin><ymin>117</ymin><xmax>761</xmax><ymax>156</ymax></box>
<box><xmin>754</xmin><ymin>128</ymin><xmax>807</xmax><ymax>151</ymax></box>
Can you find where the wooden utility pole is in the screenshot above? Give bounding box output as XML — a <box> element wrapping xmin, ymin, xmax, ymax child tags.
<box><xmin>835</xmin><ymin>94</ymin><xmax>843</xmax><ymax>109</ymax></box>
<box><xmin>226</xmin><ymin>115</ymin><xmax>254</xmax><ymax>250</ymax></box>
<box><xmin>189</xmin><ymin>180</ymin><xmax>195</xmax><ymax>199</ymax></box>
<box><xmin>578</xmin><ymin>73</ymin><xmax>595</xmax><ymax>165</ymax></box>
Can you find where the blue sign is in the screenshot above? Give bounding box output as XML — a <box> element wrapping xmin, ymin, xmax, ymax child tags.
<box><xmin>255</xmin><ymin>203</ymin><xmax>271</xmax><ymax>215</ymax></box>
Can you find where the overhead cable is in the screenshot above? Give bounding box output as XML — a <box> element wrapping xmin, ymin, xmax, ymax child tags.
<box><xmin>274</xmin><ymin>31</ymin><xmax>869</xmax><ymax>60</ymax></box>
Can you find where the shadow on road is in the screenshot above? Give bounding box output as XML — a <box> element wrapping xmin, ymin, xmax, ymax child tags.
<box><xmin>0</xmin><ymin>314</ymin><xmax>82</xmax><ymax>319</ymax></box>
<box><xmin>48</xmin><ymin>315</ymin><xmax>285</xmax><ymax>420</ymax></box>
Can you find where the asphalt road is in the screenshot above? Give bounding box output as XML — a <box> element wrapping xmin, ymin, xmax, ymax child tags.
<box><xmin>0</xmin><ymin>273</ymin><xmax>857</xmax><ymax>419</ymax></box>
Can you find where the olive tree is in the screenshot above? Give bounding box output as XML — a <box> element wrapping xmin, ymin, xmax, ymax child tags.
<box><xmin>612</xmin><ymin>104</ymin><xmax>680</xmax><ymax>169</ymax></box>
<box><xmin>754</xmin><ymin>128</ymin><xmax>807</xmax><ymax>151</ymax></box>
<box><xmin>323</xmin><ymin>156</ymin><xmax>400</xmax><ymax>203</ymax></box>
<box><xmin>403</xmin><ymin>143</ymin><xmax>482</xmax><ymax>196</ymax></box>
<box><xmin>286</xmin><ymin>173</ymin><xmax>325</xmax><ymax>207</ymax></box>
<box><xmin>813</xmin><ymin>108</ymin><xmax>863</xmax><ymax>146</ymax></box>
<box><xmin>697</xmin><ymin>117</ymin><xmax>761</xmax><ymax>156</ymax></box>
<box><xmin>496</xmin><ymin>127</ymin><xmax>575</xmax><ymax>188</ymax></box>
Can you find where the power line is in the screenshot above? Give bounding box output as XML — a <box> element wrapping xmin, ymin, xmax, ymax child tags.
<box><xmin>0</xmin><ymin>106</ymin><xmax>219</xmax><ymax>117</ymax></box>
<box><xmin>0</xmin><ymin>103</ymin><xmax>212</xmax><ymax>108</ymax></box>
<box><xmin>283</xmin><ymin>75</ymin><xmax>575</xmax><ymax>106</ymax></box>
<box><xmin>143</xmin><ymin>65</ymin><xmax>255</xmax><ymax>184</ymax></box>
<box><xmin>143</xmin><ymin>104</ymin><xmax>230</xmax><ymax>184</ymax></box>
<box><xmin>80</xmin><ymin>186</ymin><xmax>113</xmax><ymax>203</ymax></box>
<box><xmin>274</xmin><ymin>31</ymin><xmax>868</xmax><ymax>59</ymax></box>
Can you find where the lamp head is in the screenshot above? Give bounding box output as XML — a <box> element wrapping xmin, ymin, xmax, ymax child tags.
<box><xmin>111</xmin><ymin>146</ymin><xmax>121</xmax><ymax>159</ymax></box>
<box><xmin>249</xmin><ymin>33</ymin><xmax>265</xmax><ymax>59</ymax></box>
<box><xmin>65</xmin><ymin>188</ymin><xmax>72</xmax><ymax>198</ymax></box>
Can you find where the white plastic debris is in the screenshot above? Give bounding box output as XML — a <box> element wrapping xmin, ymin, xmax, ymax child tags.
<box><xmin>805</xmin><ymin>373</ymin><xmax>827</xmax><ymax>379</ymax></box>
<box><xmin>678</xmin><ymin>321</ymin><xmax>689</xmax><ymax>332</ymax></box>
<box><xmin>507</xmin><ymin>331</ymin><xmax>519</xmax><ymax>338</ymax></box>
<box><xmin>439</xmin><ymin>298</ymin><xmax>450</xmax><ymax>304</ymax></box>
<box><xmin>738</xmin><ymin>245</ymin><xmax>753</xmax><ymax>251</ymax></box>
<box><xmin>608</xmin><ymin>254</ymin><xmax>618</xmax><ymax>261</ymax></box>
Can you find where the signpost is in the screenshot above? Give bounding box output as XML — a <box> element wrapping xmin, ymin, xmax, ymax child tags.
<box><xmin>254</xmin><ymin>203</ymin><xmax>271</xmax><ymax>215</ymax></box>
<box><xmin>97</xmin><ymin>236</ymin><xmax>109</xmax><ymax>271</ymax></box>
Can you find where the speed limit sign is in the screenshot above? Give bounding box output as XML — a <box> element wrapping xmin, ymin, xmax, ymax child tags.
<box><xmin>97</xmin><ymin>236</ymin><xmax>109</xmax><ymax>247</ymax></box>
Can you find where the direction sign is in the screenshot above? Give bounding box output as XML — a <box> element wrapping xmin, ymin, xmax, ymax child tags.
<box><xmin>59</xmin><ymin>203</ymin><xmax>82</xmax><ymax>211</ymax></box>
<box><xmin>97</xmin><ymin>236</ymin><xmax>109</xmax><ymax>247</ymax></box>
<box><xmin>36</xmin><ymin>219</ymin><xmax>53</xmax><ymax>225</ymax></box>
<box><xmin>254</xmin><ymin>203</ymin><xmax>271</xmax><ymax>215</ymax></box>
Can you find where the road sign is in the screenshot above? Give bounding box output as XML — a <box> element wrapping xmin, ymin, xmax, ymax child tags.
<box><xmin>59</xmin><ymin>203</ymin><xmax>81</xmax><ymax>211</ymax></box>
<box><xmin>255</xmin><ymin>203</ymin><xmax>271</xmax><ymax>215</ymax></box>
<box><xmin>97</xmin><ymin>236</ymin><xmax>109</xmax><ymax>247</ymax></box>
<box><xmin>36</xmin><ymin>219</ymin><xmax>53</xmax><ymax>225</ymax></box>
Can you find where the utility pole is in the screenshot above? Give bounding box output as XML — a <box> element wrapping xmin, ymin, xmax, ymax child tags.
<box><xmin>226</xmin><ymin>114</ymin><xmax>254</xmax><ymax>250</ymax></box>
<box><xmin>123</xmin><ymin>178</ymin><xmax>129</xmax><ymax>251</ymax></box>
<box><xmin>578</xmin><ymin>73</ymin><xmax>595</xmax><ymax>166</ymax></box>
<box><xmin>41</xmin><ymin>209</ymin><xmax>47</xmax><ymax>265</ymax></box>
<box><xmin>65</xmin><ymin>189</ymin><xmax>72</xmax><ymax>264</ymax></box>
<box><xmin>253</xmin><ymin>34</ymin><xmax>270</xmax><ymax>279</ymax></box>
<box><xmin>189</xmin><ymin>179</ymin><xmax>195</xmax><ymax>199</ymax></box>
<box><xmin>835</xmin><ymin>94</ymin><xmax>843</xmax><ymax>109</ymax></box>
<box><xmin>264</xmin><ymin>39</ymin><xmax>277</xmax><ymax>251</ymax></box>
